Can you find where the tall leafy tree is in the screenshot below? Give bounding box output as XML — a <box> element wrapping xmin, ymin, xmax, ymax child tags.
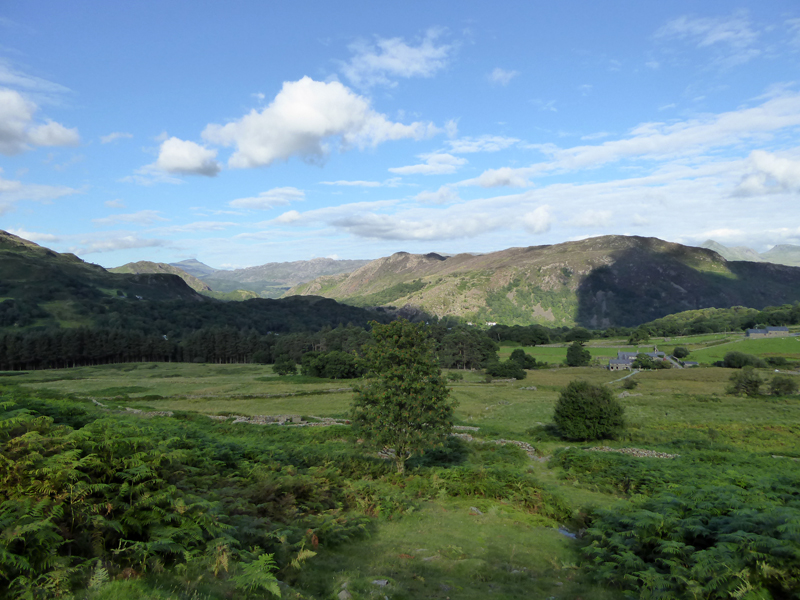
<box><xmin>351</xmin><ymin>320</ymin><xmax>456</xmax><ymax>474</ymax></box>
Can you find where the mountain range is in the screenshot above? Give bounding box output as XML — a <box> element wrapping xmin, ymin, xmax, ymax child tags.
<box><xmin>5</xmin><ymin>229</ymin><xmax>800</xmax><ymax>330</ymax></box>
<box><xmin>701</xmin><ymin>240</ymin><xmax>800</xmax><ymax>266</ymax></box>
<box><xmin>168</xmin><ymin>257</ymin><xmax>371</xmax><ymax>298</ymax></box>
<box><xmin>287</xmin><ymin>235</ymin><xmax>800</xmax><ymax>328</ymax></box>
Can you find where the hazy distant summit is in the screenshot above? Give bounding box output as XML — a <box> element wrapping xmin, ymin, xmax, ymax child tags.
<box><xmin>169</xmin><ymin>257</ymin><xmax>372</xmax><ymax>298</ymax></box>
<box><xmin>701</xmin><ymin>239</ymin><xmax>800</xmax><ymax>267</ymax></box>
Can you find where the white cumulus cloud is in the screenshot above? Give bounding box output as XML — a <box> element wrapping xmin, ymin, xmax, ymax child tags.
<box><xmin>389</xmin><ymin>153</ymin><xmax>466</xmax><ymax>175</ymax></box>
<box><xmin>154</xmin><ymin>137</ymin><xmax>221</xmax><ymax>176</ymax></box>
<box><xmin>27</xmin><ymin>120</ymin><xmax>80</xmax><ymax>147</ymax></box>
<box><xmin>229</xmin><ymin>187</ymin><xmax>305</xmax><ymax>210</ymax></box>
<box><xmin>521</xmin><ymin>206</ymin><xmax>554</xmax><ymax>234</ymax></box>
<box><xmin>0</xmin><ymin>88</ymin><xmax>80</xmax><ymax>155</ymax></box>
<box><xmin>203</xmin><ymin>77</ymin><xmax>437</xmax><ymax>169</ymax></box>
<box><xmin>734</xmin><ymin>150</ymin><xmax>800</xmax><ymax>196</ymax></box>
<box><xmin>341</xmin><ymin>29</ymin><xmax>452</xmax><ymax>87</ymax></box>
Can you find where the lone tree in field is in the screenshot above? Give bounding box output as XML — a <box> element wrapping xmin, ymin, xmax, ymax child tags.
<box><xmin>351</xmin><ymin>319</ymin><xmax>456</xmax><ymax>474</ymax></box>
<box><xmin>553</xmin><ymin>380</ymin><xmax>625</xmax><ymax>440</ymax></box>
<box><xmin>565</xmin><ymin>341</ymin><xmax>591</xmax><ymax>367</ymax></box>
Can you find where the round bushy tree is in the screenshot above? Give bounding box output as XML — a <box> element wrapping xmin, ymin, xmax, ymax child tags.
<box><xmin>769</xmin><ymin>374</ymin><xmax>798</xmax><ymax>396</ymax></box>
<box><xmin>672</xmin><ymin>346</ymin><xmax>690</xmax><ymax>359</ymax></box>
<box><xmin>553</xmin><ymin>380</ymin><xmax>625</xmax><ymax>441</ymax></box>
<box><xmin>509</xmin><ymin>348</ymin><xmax>537</xmax><ymax>369</ymax></box>
<box><xmin>726</xmin><ymin>366</ymin><xmax>763</xmax><ymax>396</ymax></box>
<box><xmin>565</xmin><ymin>341</ymin><xmax>591</xmax><ymax>367</ymax></box>
<box><xmin>272</xmin><ymin>356</ymin><xmax>297</xmax><ymax>376</ymax></box>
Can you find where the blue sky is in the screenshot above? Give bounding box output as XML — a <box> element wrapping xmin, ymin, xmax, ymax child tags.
<box><xmin>2</xmin><ymin>1</ymin><xmax>800</xmax><ymax>269</ymax></box>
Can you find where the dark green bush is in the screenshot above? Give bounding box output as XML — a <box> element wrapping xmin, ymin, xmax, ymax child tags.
<box><xmin>770</xmin><ymin>373</ymin><xmax>799</xmax><ymax>396</ymax></box>
<box><xmin>723</xmin><ymin>351</ymin><xmax>767</xmax><ymax>369</ymax></box>
<box><xmin>509</xmin><ymin>348</ymin><xmax>536</xmax><ymax>369</ymax></box>
<box><xmin>727</xmin><ymin>366</ymin><xmax>763</xmax><ymax>396</ymax></box>
<box><xmin>672</xmin><ymin>346</ymin><xmax>690</xmax><ymax>359</ymax></box>
<box><xmin>553</xmin><ymin>380</ymin><xmax>625</xmax><ymax>440</ymax></box>
<box><xmin>272</xmin><ymin>356</ymin><xmax>297</xmax><ymax>376</ymax></box>
<box><xmin>484</xmin><ymin>360</ymin><xmax>526</xmax><ymax>380</ymax></box>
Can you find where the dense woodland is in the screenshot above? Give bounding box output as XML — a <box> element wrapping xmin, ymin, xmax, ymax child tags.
<box><xmin>2</xmin><ymin>302</ymin><xmax>800</xmax><ymax>372</ymax></box>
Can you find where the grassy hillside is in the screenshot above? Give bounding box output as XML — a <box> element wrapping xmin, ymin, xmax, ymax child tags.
<box><xmin>288</xmin><ymin>236</ymin><xmax>800</xmax><ymax>328</ymax></box>
<box><xmin>0</xmin><ymin>230</ymin><xmax>203</xmax><ymax>328</ymax></box>
<box><xmin>0</xmin><ymin>230</ymin><xmax>393</xmax><ymax>335</ymax></box>
<box><xmin>110</xmin><ymin>260</ymin><xmax>212</xmax><ymax>292</ymax></box>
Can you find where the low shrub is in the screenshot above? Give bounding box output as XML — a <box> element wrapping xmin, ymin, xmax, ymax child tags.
<box><xmin>727</xmin><ymin>366</ymin><xmax>763</xmax><ymax>396</ymax></box>
<box><xmin>723</xmin><ymin>351</ymin><xmax>767</xmax><ymax>369</ymax></box>
<box><xmin>553</xmin><ymin>380</ymin><xmax>625</xmax><ymax>441</ymax></box>
<box><xmin>770</xmin><ymin>373</ymin><xmax>799</xmax><ymax>396</ymax></box>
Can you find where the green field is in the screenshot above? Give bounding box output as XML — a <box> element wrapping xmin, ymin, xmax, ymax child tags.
<box><xmin>495</xmin><ymin>333</ymin><xmax>800</xmax><ymax>367</ymax></box>
<box><xmin>4</xmin><ymin>361</ymin><xmax>800</xmax><ymax>599</ymax></box>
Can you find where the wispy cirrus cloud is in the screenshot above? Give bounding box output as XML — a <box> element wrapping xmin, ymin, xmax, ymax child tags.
<box><xmin>92</xmin><ymin>210</ymin><xmax>168</xmax><ymax>226</ymax></box>
<box><xmin>69</xmin><ymin>235</ymin><xmax>168</xmax><ymax>255</ymax></box>
<box><xmin>488</xmin><ymin>67</ymin><xmax>519</xmax><ymax>86</ymax></box>
<box><xmin>321</xmin><ymin>180</ymin><xmax>381</xmax><ymax>187</ymax></box>
<box><xmin>149</xmin><ymin>221</ymin><xmax>238</xmax><ymax>234</ymax></box>
<box><xmin>7</xmin><ymin>228</ymin><xmax>60</xmax><ymax>243</ymax></box>
<box><xmin>341</xmin><ymin>29</ymin><xmax>452</xmax><ymax>88</ymax></box>
<box><xmin>0</xmin><ymin>174</ymin><xmax>80</xmax><ymax>206</ymax></box>
<box><xmin>100</xmin><ymin>131</ymin><xmax>133</xmax><ymax>144</ymax></box>
<box><xmin>447</xmin><ymin>135</ymin><xmax>519</xmax><ymax>154</ymax></box>
<box><xmin>461</xmin><ymin>89</ymin><xmax>800</xmax><ymax>188</ymax></box>
<box><xmin>229</xmin><ymin>187</ymin><xmax>304</xmax><ymax>210</ymax></box>
<box><xmin>389</xmin><ymin>153</ymin><xmax>466</xmax><ymax>175</ymax></box>
<box><xmin>655</xmin><ymin>11</ymin><xmax>761</xmax><ymax>67</ymax></box>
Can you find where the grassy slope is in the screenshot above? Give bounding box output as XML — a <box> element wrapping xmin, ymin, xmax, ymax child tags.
<box><xmin>109</xmin><ymin>261</ymin><xmax>212</xmax><ymax>292</ymax></box>
<box><xmin>0</xmin><ymin>230</ymin><xmax>203</xmax><ymax>328</ymax></box>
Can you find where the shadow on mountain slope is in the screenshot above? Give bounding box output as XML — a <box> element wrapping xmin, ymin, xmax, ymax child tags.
<box><xmin>575</xmin><ymin>244</ymin><xmax>800</xmax><ymax>328</ymax></box>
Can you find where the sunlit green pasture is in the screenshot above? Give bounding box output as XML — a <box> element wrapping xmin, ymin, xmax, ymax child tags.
<box><xmin>7</xmin><ymin>358</ymin><xmax>800</xmax><ymax>599</ymax></box>
<box><xmin>688</xmin><ymin>334</ymin><xmax>800</xmax><ymax>363</ymax></box>
<box><xmin>16</xmin><ymin>362</ymin><xmax>800</xmax><ymax>455</ymax></box>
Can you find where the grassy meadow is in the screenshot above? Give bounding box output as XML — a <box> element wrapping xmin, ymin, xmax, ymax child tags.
<box><xmin>3</xmin><ymin>356</ymin><xmax>800</xmax><ymax>599</ymax></box>
<box><xmin>497</xmin><ymin>331</ymin><xmax>800</xmax><ymax>367</ymax></box>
